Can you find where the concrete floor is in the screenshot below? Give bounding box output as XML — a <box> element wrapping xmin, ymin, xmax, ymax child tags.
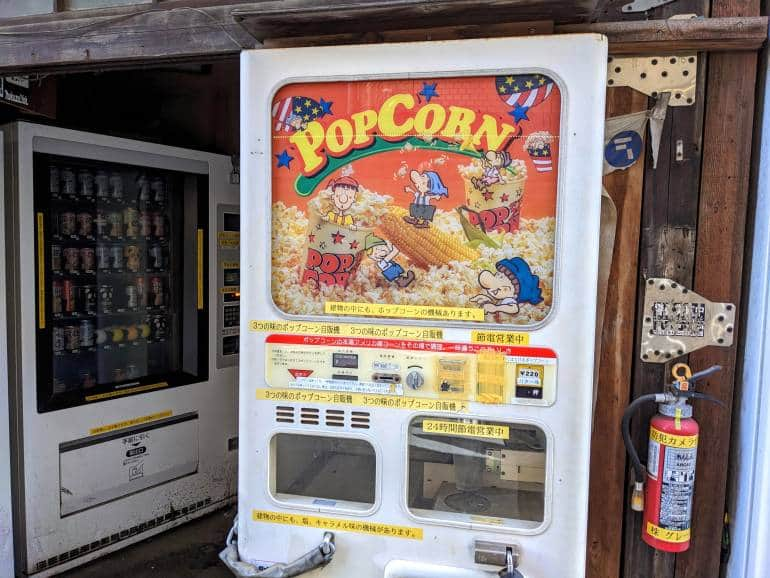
<box><xmin>60</xmin><ymin>507</ymin><xmax>235</xmax><ymax>578</ymax></box>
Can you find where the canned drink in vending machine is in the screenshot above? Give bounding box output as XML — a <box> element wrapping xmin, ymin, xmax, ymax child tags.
<box><xmin>108</xmin><ymin>211</ymin><xmax>123</xmax><ymax>238</ymax></box>
<box><xmin>99</xmin><ymin>284</ymin><xmax>113</xmax><ymax>313</ymax></box>
<box><xmin>148</xmin><ymin>245</ymin><xmax>163</xmax><ymax>269</ymax></box>
<box><xmin>110</xmin><ymin>245</ymin><xmax>123</xmax><ymax>270</ymax></box>
<box><xmin>78</xmin><ymin>169</ymin><xmax>94</xmax><ymax>198</ymax></box>
<box><xmin>124</xmin><ymin>207</ymin><xmax>139</xmax><ymax>238</ymax></box>
<box><xmin>51</xmin><ymin>245</ymin><xmax>62</xmax><ymax>271</ymax></box>
<box><xmin>79</xmin><ymin>319</ymin><xmax>94</xmax><ymax>348</ymax></box>
<box><xmin>63</xmin><ymin>280</ymin><xmax>76</xmax><ymax>313</ymax></box>
<box><xmin>151</xmin><ymin>277</ymin><xmax>164</xmax><ymax>306</ymax></box>
<box><xmin>64</xmin><ymin>325</ymin><xmax>80</xmax><ymax>351</ymax></box>
<box><xmin>81</xmin><ymin>285</ymin><xmax>97</xmax><ymax>315</ymax></box>
<box><xmin>137</xmin><ymin>173</ymin><xmax>150</xmax><ymax>201</ymax></box>
<box><xmin>152</xmin><ymin>212</ymin><xmax>165</xmax><ymax>238</ymax></box>
<box><xmin>61</xmin><ymin>168</ymin><xmax>76</xmax><ymax>196</ymax></box>
<box><xmin>126</xmin><ymin>284</ymin><xmax>138</xmax><ymax>310</ymax></box>
<box><xmin>95</xmin><ymin>170</ymin><xmax>109</xmax><ymax>199</ymax></box>
<box><xmin>151</xmin><ymin>176</ymin><xmax>165</xmax><ymax>203</ymax></box>
<box><xmin>63</xmin><ymin>248</ymin><xmax>80</xmax><ymax>274</ymax></box>
<box><xmin>95</xmin><ymin>212</ymin><xmax>108</xmax><ymax>238</ymax></box>
<box><xmin>139</xmin><ymin>211</ymin><xmax>152</xmax><ymax>237</ymax></box>
<box><xmin>150</xmin><ymin>315</ymin><xmax>168</xmax><ymax>340</ymax></box>
<box><xmin>96</xmin><ymin>246</ymin><xmax>110</xmax><ymax>270</ymax></box>
<box><xmin>52</xmin><ymin>327</ymin><xmax>65</xmax><ymax>353</ymax></box>
<box><xmin>109</xmin><ymin>172</ymin><xmax>124</xmax><ymax>200</ymax></box>
<box><xmin>52</xmin><ymin>280</ymin><xmax>63</xmax><ymax>314</ymax></box>
<box><xmin>77</xmin><ymin>212</ymin><xmax>93</xmax><ymax>237</ymax></box>
<box><xmin>113</xmin><ymin>368</ymin><xmax>125</xmax><ymax>382</ymax></box>
<box><xmin>125</xmin><ymin>245</ymin><xmax>141</xmax><ymax>273</ymax></box>
<box><xmin>60</xmin><ymin>212</ymin><xmax>77</xmax><ymax>237</ymax></box>
<box><xmin>80</xmin><ymin>372</ymin><xmax>97</xmax><ymax>389</ymax></box>
<box><xmin>49</xmin><ymin>165</ymin><xmax>60</xmax><ymax>196</ymax></box>
<box><xmin>80</xmin><ymin>248</ymin><xmax>95</xmax><ymax>272</ymax></box>
<box><xmin>136</xmin><ymin>276</ymin><xmax>147</xmax><ymax>307</ymax></box>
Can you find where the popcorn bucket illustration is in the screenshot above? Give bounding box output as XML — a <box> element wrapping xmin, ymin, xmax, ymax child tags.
<box><xmin>301</xmin><ymin>209</ymin><xmax>369</xmax><ymax>288</ymax></box>
<box><xmin>462</xmin><ymin>162</ymin><xmax>526</xmax><ymax>234</ymax></box>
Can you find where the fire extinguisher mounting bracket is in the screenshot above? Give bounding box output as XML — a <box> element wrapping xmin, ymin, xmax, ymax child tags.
<box><xmin>640</xmin><ymin>277</ymin><xmax>735</xmax><ymax>363</ymax></box>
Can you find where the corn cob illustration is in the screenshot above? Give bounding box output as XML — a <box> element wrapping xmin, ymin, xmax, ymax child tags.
<box><xmin>378</xmin><ymin>207</ymin><xmax>479</xmax><ymax>269</ymax></box>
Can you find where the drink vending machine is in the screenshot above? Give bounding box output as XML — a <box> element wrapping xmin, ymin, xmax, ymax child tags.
<box><xmin>230</xmin><ymin>35</ymin><xmax>607</xmax><ymax>578</ymax></box>
<box><xmin>2</xmin><ymin>122</ymin><xmax>240</xmax><ymax>576</ymax></box>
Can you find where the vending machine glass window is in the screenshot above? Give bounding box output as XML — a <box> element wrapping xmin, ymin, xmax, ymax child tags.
<box><xmin>407</xmin><ymin>416</ymin><xmax>547</xmax><ymax>530</ymax></box>
<box><xmin>34</xmin><ymin>153</ymin><xmax>208</xmax><ymax>412</ymax></box>
<box><xmin>270</xmin><ymin>76</ymin><xmax>560</xmax><ymax>327</ymax></box>
<box><xmin>270</xmin><ymin>433</ymin><xmax>376</xmax><ymax>511</ymax></box>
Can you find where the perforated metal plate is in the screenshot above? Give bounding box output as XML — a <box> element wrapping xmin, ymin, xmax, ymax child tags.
<box><xmin>640</xmin><ymin>278</ymin><xmax>735</xmax><ymax>363</ymax></box>
<box><xmin>607</xmin><ymin>54</ymin><xmax>697</xmax><ymax>106</ymax></box>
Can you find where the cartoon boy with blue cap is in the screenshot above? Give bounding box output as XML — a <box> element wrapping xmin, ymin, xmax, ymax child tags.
<box><xmin>403</xmin><ymin>170</ymin><xmax>449</xmax><ymax>228</ymax></box>
<box><xmin>470</xmin><ymin>257</ymin><xmax>542</xmax><ymax>315</ymax></box>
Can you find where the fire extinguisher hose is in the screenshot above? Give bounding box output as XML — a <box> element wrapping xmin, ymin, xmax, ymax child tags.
<box><xmin>622</xmin><ymin>393</ymin><xmax>661</xmax><ymax>483</ymax></box>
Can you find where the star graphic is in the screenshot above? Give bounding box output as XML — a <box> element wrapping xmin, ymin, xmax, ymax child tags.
<box><xmin>498</xmin><ymin>85</ymin><xmax>506</xmax><ymax>94</ymax></box>
<box><xmin>304</xmin><ymin>99</ymin><xmax>311</xmax><ymax>107</ymax></box>
<box><xmin>538</xmin><ymin>76</ymin><xmax>546</xmax><ymax>85</ymax></box>
<box><xmin>312</xmin><ymin>107</ymin><xmax>319</xmax><ymax>115</ymax></box>
<box><xmin>500</xmin><ymin>193</ymin><xmax>510</xmax><ymax>202</ymax></box>
<box><xmin>349</xmin><ymin>240</ymin><xmax>359</xmax><ymax>250</ymax></box>
<box><xmin>419</xmin><ymin>82</ymin><xmax>439</xmax><ymax>102</ymax></box>
<box><xmin>509</xmin><ymin>104</ymin><xmax>530</xmax><ymax>124</ymax></box>
<box><xmin>331</xmin><ymin>230</ymin><xmax>345</xmax><ymax>244</ymax></box>
<box><xmin>308</xmin><ymin>233</ymin><xmax>316</xmax><ymax>242</ymax></box>
<box><xmin>319</xmin><ymin>98</ymin><xmax>333</xmax><ymax>116</ymax></box>
<box><xmin>482</xmin><ymin>191</ymin><xmax>494</xmax><ymax>201</ymax></box>
<box><xmin>505</xmin><ymin>76</ymin><xmax>514</xmax><ymax>85</ymax></box>
<box><xmin>294</xmin><ymin>106</ymin><xmax>302</xmax><ymax>114</ymax></box>
<box><xmin>525</xmin><ymin>80</ymin><xmax>534</xmax><ymax>89</ymax></box>
<box><xmin>275</xmin><ymin>149</ymin><xmax>294</xmax><ymax>169</ymax></box>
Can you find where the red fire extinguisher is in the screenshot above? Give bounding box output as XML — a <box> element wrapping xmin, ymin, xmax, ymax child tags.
<box><xmin>622</xmin><ymin>363</ymin><xmax>724</xmax><ymax>552</ymax></box>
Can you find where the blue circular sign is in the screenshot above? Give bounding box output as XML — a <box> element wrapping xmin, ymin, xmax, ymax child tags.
<box><xmin>605</xmin><ymin>130</ymin><xmax>643</xmax><ymax>169</ymax></box>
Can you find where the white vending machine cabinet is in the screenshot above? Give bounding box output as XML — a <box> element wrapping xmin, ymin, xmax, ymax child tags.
<box><xmin>238</xmin><ymin>36</ymin><xmax>607</xmax><ymax>578</ymax></box>
<box><xmin>2</xmin><ymin>122</ymin><xmax>240</xmax><ymax>575</ymax></box>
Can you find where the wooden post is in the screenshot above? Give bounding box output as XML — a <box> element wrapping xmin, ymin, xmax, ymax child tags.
<box><xmin>677</xmin><ymin>44</ymin><xmax>759</xmax><ymax>578</ymax></box>
<box><xmin>585</xmin><ymin>86</ymin><xmax>648</xmax><ymax>578</ymax></box>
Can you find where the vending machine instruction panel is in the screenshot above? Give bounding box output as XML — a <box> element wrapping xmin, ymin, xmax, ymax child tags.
<box><xmin>239</xmin><ymin>36</ymin><xmax>607</xmax><ymax>578</ymax></box>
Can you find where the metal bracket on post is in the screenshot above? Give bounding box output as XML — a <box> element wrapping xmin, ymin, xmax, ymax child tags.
<box><xmin>607</xmin><ymin>53</ymin><xmax>697</xmax><ymax>106</ymax></box>
<box><xmin>621</xmin><ymin>0</ymin><xmax>678</xmax><ymax>13</ymax></box>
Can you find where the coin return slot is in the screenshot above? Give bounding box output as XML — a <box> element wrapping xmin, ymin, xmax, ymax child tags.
<box><xmin>372</xmin><ymin>373</ymin><xmax>402</xmax><ymax>384</ymax></box>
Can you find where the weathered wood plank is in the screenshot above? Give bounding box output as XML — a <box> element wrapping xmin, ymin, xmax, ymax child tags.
<box><xmin>585</xmin><ymin>86</ymin><xmax>648</xmax><ymax>578</ymax></box>
<box><xmin>557</xmin><ymin>16</ymin><xmax>767</xmax><ymax>54</ymax></box>
<box><xmin>676</xmin><ymin>48</ymin><xmax>758</xmax><ymax>578</ymax></box>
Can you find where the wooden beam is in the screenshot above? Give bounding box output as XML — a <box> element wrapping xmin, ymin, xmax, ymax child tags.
<box><xmin>557</xmin><ymin>17</ymin><xmax>767</xmax><ymax>54</ymax></box>
<box><xmin>585</xmin><ymin>86</ymin><xmax>648</xmax><ymax>578</ymax></box>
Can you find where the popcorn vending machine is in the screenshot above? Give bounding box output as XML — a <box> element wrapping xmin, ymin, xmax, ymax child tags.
<box><xmin>234</xmin><ymin>36</ymin><xmax>607</xmax><ymax>578</ymax></box>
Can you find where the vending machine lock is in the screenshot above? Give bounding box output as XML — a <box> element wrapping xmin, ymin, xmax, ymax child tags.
<box><xmin>474</xmin><ymin>541</ymin><xmax>523</xmax><ymax>577</ymax></box>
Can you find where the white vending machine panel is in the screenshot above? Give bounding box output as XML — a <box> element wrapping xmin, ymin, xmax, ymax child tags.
<box><xmin>3</xmin><ymin>122</ymin><xmax>239</xmax><ymax>576</ymax></box>
<box><xmin>239</xmin><ymin>36</ymin><xmax>606</xmax><ymax>578</ymax></box>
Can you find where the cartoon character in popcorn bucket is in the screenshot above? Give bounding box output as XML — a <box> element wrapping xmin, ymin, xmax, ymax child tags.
<box><xmin>301</xmin><ymin>176</ymin><xmax>370</xmax><ymax>288</ymax></box>
<box><xmin>464</xmin><ymin>150</ymin><xmax>527</xmax><ymax>234</ymax></box>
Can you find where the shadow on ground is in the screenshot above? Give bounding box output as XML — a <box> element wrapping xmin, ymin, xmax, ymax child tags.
<box><xmin>59</xmin><ymin>507</ymin><xmax>235</xmax><ymax>577</ymax></box>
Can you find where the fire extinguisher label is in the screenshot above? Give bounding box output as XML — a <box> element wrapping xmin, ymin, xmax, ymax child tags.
<box><xmin>647</xmin><ymin>438</ymin><xmax>661</xmax><ymax>479</ymax></box>
<box><xmin>660</xmin><ymin>445</ymin><xmax>697</xmax><ymax>530</ymax></box>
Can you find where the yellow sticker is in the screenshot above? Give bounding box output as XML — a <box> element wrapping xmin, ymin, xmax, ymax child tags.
<box><xmin>222</xmin><ymin>261</ymin><xmax>240</xmax><ymax>269</ymax></box>
<box><xmin>649</xmin><ymin>427</ymin><xmax>698</xmax><ymax>449</ymax></box>
<box><xmin>252</xmin><ymin>510</ymin><xmax>423</xmax><ymax>540</ymax></box>
<box><xmin>89</xmin><ymin>410</ymin><xmax>172</xmax><ymax>435</ymax></box>
<box><xmin>37</xmin><ymin>213</ymin><xmax>45</xmax><ymax>329</ymax></box>
<box><xmin>325</xmin><ymin>301</ymin><xmax>484</xmax><ymax>322</ymax></box>
<box><xmin>471</xmin><ymin>330</ymin><xmax>529</xmax><ymax>345</ymax></box>
<box><xmin>422</xmin><ymin>420</ymin><xmax>509</xmax><ymax>439</ymax></box>
<box><xmin>646</xmin><ymin>521</ymin><xmax>690</xmax><ymax>543</ymax></box>
<box><xmin>197</xmin><ymin>228</ymin><xmax>204</xmax><ymax>310</ymax></box>
<box><xmin>249</xmin><ymin>320</ymin><xmax>443</xmax><ymax>341</ymax></box>
<box><xmin>85</xmin><ymin>381</ymin><xmax>169</xmax><ymax>402</ymax></box>
<box><xmin>220</xmin><ymin>286</ymin><xmax>240</xmax><ymax>294</ymax></box>
<box><xmin>218</xmin><ymin>231</ymin><xmax>240</xmax><ymax>248</ymax></box>
<box><xmin>257</xmin><ymin>388</ymin><xmax>468</xmax><ymax>413</ymax></box>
